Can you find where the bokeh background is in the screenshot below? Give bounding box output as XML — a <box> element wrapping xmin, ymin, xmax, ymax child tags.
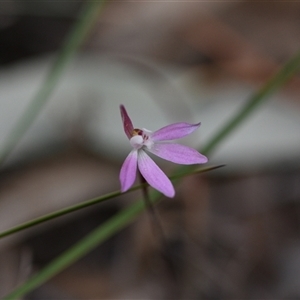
<box><xmin>1</xmin><ymin>1</ymin><xmax>300</xmax><ymax>299</ymax></box>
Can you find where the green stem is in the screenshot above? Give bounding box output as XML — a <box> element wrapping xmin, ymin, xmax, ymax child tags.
<box><xmin>3</xmin><ymin>199</ymin><xmax>148</xmax><ymax>300</ymax></box>
<box><xmin>0</xmin><ymin>165</ymin><xmax>222</xmax><ymax>240</ymax></box>
<box><xmin>0</xmin><ymin>0</ymin><xmax>107</xmax><ymax>165</ymax></box>
<box><xmin>0</xmin><ymin>187</ymin><xmax>133</xmax><ymax>239</ymax></box>
<box><xmin>201</xmin><ymin>51</ymin><xmax>300</xmax><ymax>155</ymax></box>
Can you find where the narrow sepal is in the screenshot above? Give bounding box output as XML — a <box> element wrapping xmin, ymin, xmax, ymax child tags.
<box><xmin>148</xmin><ymin>143</ymin><xmax>208</xmax><ymax>165</ymax></box>
<box><xmin>137</xmin><ymin>150</ymin><xmax>175</xmax><ymax>198</ymax></box>
<box><xmin>120</xmin><ymin>150</ymin><xmax>138</xmax><ymax>192</ymax></box>
<box><xmin>151</xmin><ymin>122</ymin><xmax>201</xmax><ymax>141</ymax></box>
<box><xmin>120</xmin><ymin>105</ymin><xmax>134</xmax><ymax>139</ymax></box>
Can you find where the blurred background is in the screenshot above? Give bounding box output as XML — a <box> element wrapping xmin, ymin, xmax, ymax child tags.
<box><xmin>1</xmin><ymin>1</ymin><xmax>300</xmax><ymax>299</ymax></box>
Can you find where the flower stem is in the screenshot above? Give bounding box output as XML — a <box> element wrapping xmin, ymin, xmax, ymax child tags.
<box><xmin>139</xmin><ymin>172</ymin><xmax>180</xmax><ymax>298</ymax></box>
<box><xmin>139</xmin><ymin>173</ymin><xmax>164</xmax><ymax>238</ymax></box>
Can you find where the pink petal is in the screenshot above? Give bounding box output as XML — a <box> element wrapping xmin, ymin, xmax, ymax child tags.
<box><xmin>151</xmin><ymin>122</ymin><xmax>201</xmax><ymax>141</ymax></box>
<box><xmin>148</xmin><ymin>143</ymin><xmax>208</xmax><ymax>165</ymax></box>
<box><xmin>138</xmin><ymin>150</ymin><xmax>175</xmax><ymax>198</ymax></box>
<box><xmin>120</xmin><ymin>105</ymin><xmax>134</xmax><ymax>139</ymax></box>
<box><xmin>120</xmin><ymin>150</ymin><xmax>138</xmax><ymax>192</ymax></box>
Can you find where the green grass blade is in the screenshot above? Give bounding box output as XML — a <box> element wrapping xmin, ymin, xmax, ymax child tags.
<box><xmin>3</xmin><ymin>199</ymin><xmax>147</xmax><ymax>300</ymax></box>
<box><xmin>0</xmin><ymin>0</ymin><xmax>107</xmax><ymax>164</ymax></box>
<box><xmin>201</xmin><ymin>51</ymin><xmax>300</xmax><ymax>155</ymax></box>
<box><xmin>0</xmin><ymin>165</ymin><xmax>222</xmax><ymax>239</ymax></box>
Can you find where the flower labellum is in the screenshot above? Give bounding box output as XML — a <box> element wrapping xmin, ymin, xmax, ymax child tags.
<box><xmin>119</xmin><ymin>105</ymin><xmax>208</xmax><ymax>198</ymax></box>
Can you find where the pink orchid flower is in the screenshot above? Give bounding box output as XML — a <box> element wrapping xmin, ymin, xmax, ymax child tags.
<box><xmin>119</xmin><ymin>105</ymin><xmax>208</xmax><ymax>198</ymax></box>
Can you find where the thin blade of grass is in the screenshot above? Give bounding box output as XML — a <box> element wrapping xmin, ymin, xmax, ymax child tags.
<box><xmin>201</xmin><ymin>51</ymin><xmax>300</xmax><ymax>156</ymax></box>
<box><xmin>3</xmin><ymin>199</ymin><xmax>147</xmax><ymax>300</ymax></box>
<box><xmin>0</xmin><ymin>165</ymin><xmax>222</xmax><ymax>239</ymax></box>
<box><xmin>0</xmin><ymin>0</ymin><xmax>107</xmax><ymax>165</ymax></box>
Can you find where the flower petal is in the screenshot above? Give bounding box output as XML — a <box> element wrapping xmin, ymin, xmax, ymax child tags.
<box><xmin>151</xmin><ymin>122</ymin><xmax>201</xmax><ymax>141</ymax></box>
<box><xmin>120</xmin><ymin>105</ymin><xmax>134</xmax><ymax>139</ymax></box>
<box><xmin>138</xmin><ymin>150</ymin><xmax>175</xmax><ymax>198</ymax></box>
<box><xmin>148</xmin><ymin>143</ymin><xmax>208</xmax><ymax>165</ymax></box>
<box><xmin>120</xmin><ymin>150</ymin><xmax>138</xmax><ymax>192</ymax></box>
